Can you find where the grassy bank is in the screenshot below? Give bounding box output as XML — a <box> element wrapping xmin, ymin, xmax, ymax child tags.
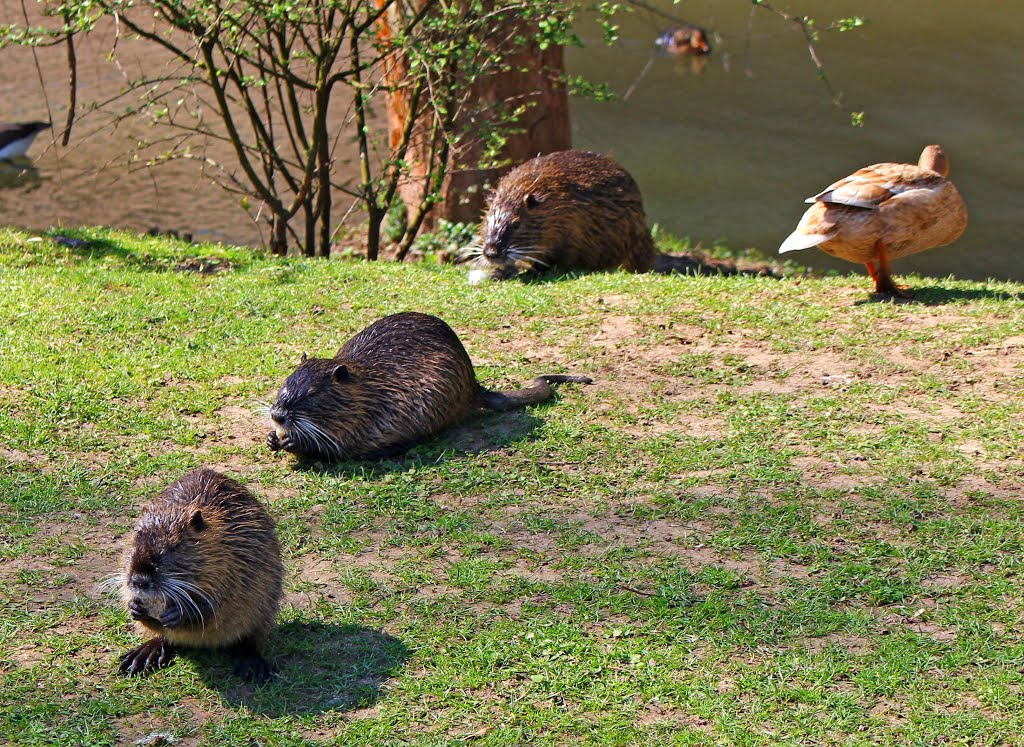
<box><xmin>2</xmin><ymin>226</ymin><xmax>1024</xmax><ymax>746</ymax></box>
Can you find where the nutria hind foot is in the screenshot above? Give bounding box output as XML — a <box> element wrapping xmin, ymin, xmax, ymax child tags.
<box><xmin>230</xmin><ymin>640</ymin><xmax>276</xmax><ymax>685</ymax></box>
<box><xmin>120</xmin><ymin>637</ymin><xmax>176</xmax><ymax>676</ymax></box>
<box><xmin>480</xmin><ymin>374</ymin><xmax>593</xmax><ymax>412</ymax></box>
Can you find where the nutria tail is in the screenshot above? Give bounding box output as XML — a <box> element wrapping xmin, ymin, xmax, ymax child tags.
<box><xmin>479</xmin><ymin>375</ymin><xmax>593</xmax><ymax>412</ymax></box>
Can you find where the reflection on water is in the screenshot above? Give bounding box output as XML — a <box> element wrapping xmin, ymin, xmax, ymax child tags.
<box><xmin>0</xmin><ymin>159</ymin><xmax>44</xmax><ymax>192</ymax></box>
<box><xmin>570</xmin><ymin>0</ymin><xmax>1024</xmax><ymax>281</ymax></box>
<box><xmin>1</xmin><ymin>0</ymin><xmax>1022</xmax><ymax>281</ymax></box>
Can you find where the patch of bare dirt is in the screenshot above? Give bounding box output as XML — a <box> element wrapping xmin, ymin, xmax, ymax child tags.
<box><xmin>0</xmin><ymin>446</ymin><xmax>35</xmax><ymax>464</ymax></box>
<box><xmin>800</xmin><ymin>633</ymin><xmax>874</xmax><ymax>656</ymax></box>
<box><xmin>174</xmin><ymin>256</ymin><xmax>232</xmax><ymax>274</ymax></box>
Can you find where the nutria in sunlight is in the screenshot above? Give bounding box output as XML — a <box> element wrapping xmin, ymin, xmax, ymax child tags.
<box><xmin>119</xmin><ymin>468</ymin><xmax>283</xmax><ymax>683</ymax></box>
<box><xmin>463</xmin><ymin>150</ymin><xmax>659</xmax><ymax>282</ymax></box>
<box><xmin>655</xmin><ymin>26</ymin><xmax>712</xmax><ymax>56</ymax></box>
<box><xmin>779</xmin><ymin>144</ymin><xmax>968</xmax><ymax>297</ymax></box>
<box><xmin>267</xmin><ymin>312</ymin><xmax>593</xmax><ymax>460</ymax></box>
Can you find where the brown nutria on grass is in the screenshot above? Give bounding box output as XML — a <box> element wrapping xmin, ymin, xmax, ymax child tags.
<box><xmin>119</xmin><ymin>468</ymin><xmax>283</xmax><ymax>683</ymax></box>
<box><xmin>266</xmin><ymin>312</ymin><xmax>593</xmax><ymax>461</ymax></box>
<box><xmin>464</xmin><ymin>150</ymin><xmax>659</xmax><ymax>282</ymax></box>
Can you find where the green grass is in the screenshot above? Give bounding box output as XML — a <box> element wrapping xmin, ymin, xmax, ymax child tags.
<box><xmin>2</xmin><ymin>225</ymin><xmax>1024</xmax><ymax>745</ymax></box>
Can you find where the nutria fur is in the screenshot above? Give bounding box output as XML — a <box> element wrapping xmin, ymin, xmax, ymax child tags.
<box><xmin>466</xmin><ymin>150</ymin><xmax>659</xmax><ymax>281</ymax></box>
<box><xmin>119</xmin><ymin>468</ymin><xmax>283</xmax><ymax>683</ymax></box>
<box><xmin>466</xmin><ymin>150</ymin><xmax>778</xmax><ymax>282</ymax></box>
<box><xmin>267</xmin><ymin>312</ymin><xmax>592</xmax><ymax>461</ymax></box>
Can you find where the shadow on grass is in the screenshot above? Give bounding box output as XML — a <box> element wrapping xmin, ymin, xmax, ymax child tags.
<box><xmin>484</xmin><ymin>251</ymin><xmax>782</xmax><ymax>284</ymax></box>
<box><xmin>854</xmin><ymin>285</ymin><xmax>1024</xmax><ymax>306</ymax></box>
<box><xmin>37</xmin><ymin>228</ymin><xmax>244</xmax><ymax>274</ymax></box>
<box><xmin>197</xmin><ymin>622</ymin><xmax>408</xmax><ymax>716</ymax></box>
<box><xmin>289</xmin><ymin>408</ymin><xmax>545</xmax><ymax>477</ymax></box>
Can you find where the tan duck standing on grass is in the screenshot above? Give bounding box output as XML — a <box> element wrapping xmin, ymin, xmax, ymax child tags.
<box><xmin>779</xmin><ymin>145</ymin><xmax>968</xmax><ymax>297</ymax></box>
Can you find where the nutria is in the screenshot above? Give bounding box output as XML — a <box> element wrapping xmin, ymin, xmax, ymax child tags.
<box><xmin>266</xmin><ymin>312</ymin><xmax>592</xmax><ymax>461</ymax></box>
<box><xmin>119</xmin><ymin>468</ymin><xmax>284</xmax><ymax>683</ymax></box>
<box><xmin>463</xmin><ymin>150</ymin><xmax>763</xmax><ymax>282</ymax></box>
<box><xmin>463</xmin><ymin>150</ymin><xmax>659</xmax><ymax>282</ymax></box>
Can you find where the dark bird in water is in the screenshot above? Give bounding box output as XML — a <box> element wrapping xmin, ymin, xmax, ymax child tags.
<box><xmin>655</xmin><ymin>26</ymin><xmax>712</xmax><ymax>56</ymax></box>
<box><xmin>0</xmin><ymin>121</ymin><xmax>51</xmax><ymax>160</ymax></box>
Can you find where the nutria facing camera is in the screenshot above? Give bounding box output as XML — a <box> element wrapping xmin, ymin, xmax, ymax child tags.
<box><xmin>464</xmin><ymin>150</ymin><xmax>659</xmax><ymax>282</ymax></box>
<box><xmin>267</xmin><ymin>312</ymin><xmax>593</xmax><ymax>461</ymax></box>
<box><xmin>119</xmin><ymin>468</ymin><xmax>284</xmax><ymax>683</ymax></box>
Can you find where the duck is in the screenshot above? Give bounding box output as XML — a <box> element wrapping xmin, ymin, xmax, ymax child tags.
<box><xmin>655</xmin><ymin>26</ymin><xmax>712</xmax><ymax>56</ymax></box>
<box><xmin>779</xmin><ymin>145</ymin><xmax>967</xmax><ymax>297</ymax></box>
<box><xmin>0</xmin><ymin>121</ymin><xmax>51</xmax><ymax>160</ymax></box>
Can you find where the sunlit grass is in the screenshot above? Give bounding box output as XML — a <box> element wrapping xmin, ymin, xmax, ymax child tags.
<box><xmin>2</xmin><ymin>226</ymin><xmax>1023</xmax><ymax>745</ymax></box>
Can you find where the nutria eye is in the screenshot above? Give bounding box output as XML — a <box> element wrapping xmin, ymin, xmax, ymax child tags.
<box><xmin>524</xmin><ymin>194</ymin><xmax>539</xmax><ymax>209</ymax></box>
<box><xmin>333</xmin><ymin>365</ymin><xmax>350</xmax><ymax>383</ymax></box>
<box><xmin>307</xmin><ymin>387</ymin><xmax>317</xmax><ymax>397</ymax></box>
<box><xmin>134</xmin><ymin>560</ymin><xmax>155</xmax><ymax>576</ymax></box>
<box><xmin>189</xmin><ymin>510</ymin><xmax>206</xmax><ymax>532</ymax></box>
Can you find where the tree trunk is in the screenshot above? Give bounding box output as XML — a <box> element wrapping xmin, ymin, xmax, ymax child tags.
<box><xmin>379</xmin><ymin>8</ymin><xmax>572</xmax><ymax>231</ymax></box>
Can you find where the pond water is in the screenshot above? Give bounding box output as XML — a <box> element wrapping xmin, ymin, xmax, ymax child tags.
<box><xmin>2</xmin><ymin>0</ymin><xmax>1021</xmax><ymax>281</ymax></box>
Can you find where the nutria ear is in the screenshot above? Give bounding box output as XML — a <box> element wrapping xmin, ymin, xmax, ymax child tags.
<box><xmin>189</xmin><ymin>510</ymin><xmax>206</xmax><ymax>532</ymax></box>
<box><xmin>301</xmin><ymin>352</ymin><xmax>308</xmax><ymax>363</ymax></box>
<box><xmin>524</xmin><ymin>194</ymin><xmax>539</xmax><ymax>209</ymax></box>
<box><xmin>333</xmin><ymin>364</ymin><xmax>350</xmax><ymax>382</ymax></box>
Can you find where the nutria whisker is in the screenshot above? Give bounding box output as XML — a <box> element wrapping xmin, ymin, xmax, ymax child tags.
<box><xmin>164</xmin><ymin>577</ymin><xmax>211</xmax><ymax>633</ymax></box>
<box><xmin>291</xmin><ymin>416</ymin><xmax>341</xmax><ymax>460</ymax></box>
<box><xmin>162</xmin><ymin>582</ymin><xmax>198</xmax><ymax>632</ymax></box>
<box><xmin>507</xmin><ymin>248</ymin><xmax>550</xmax><ymax>269</ymax></box>
<box><xmin>296</xmin><ymin>416</ymin><xmax>343</xmax><ymax>457</ymax></box>
<box><xmin>459</xmin><ymin>243</ymin><xmax>483</xmax><ymax>260</ymax></box>
<box><xmin>266</xmin><ymin>312</ymin><xmax>592</xmax><ymax>461</ymax></box>
<box><xmin>97</xmin><ymin>573</ymin><xmax>124</xmax><ymax>596</ymax></box>
<box><xmin>251</xmin><ymin>401</ymin><xmax>273</xmax><ymax>418</ymax></box>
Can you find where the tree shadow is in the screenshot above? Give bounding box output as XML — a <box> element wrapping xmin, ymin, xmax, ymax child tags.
<box><xmin>27</xmin><ymin>228</ymin><xmax>246</xmax><ymax>274</ymax></box>
<box><xmin>194</xmin><ymin>622</ymin><xmax>408</xmax><ymax>716</ymax></box>
<box><xmin>290</xmin><ymin>408</ymin><xmax>544</xmax><ymax>478</ymax></box>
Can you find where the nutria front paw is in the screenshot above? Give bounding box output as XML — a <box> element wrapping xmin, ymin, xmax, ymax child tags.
<box><xmin>128</xmin><ymin>599</ymin><xmax>151</xmax><ymax>621</ymax></box>
<box><xmin>120</xmin><ymin>638</ymin><xmax>175</xmax><ymax>676</ymax></box>
<box><xmin>268</xmin><ymin>431</ymin><xmax>296</xmax><ymax>452</ymax></box>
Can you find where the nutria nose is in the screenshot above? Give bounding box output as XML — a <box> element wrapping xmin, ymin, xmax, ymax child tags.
<box><xmin>270</xmin><ymin>406</ymin><xmax>286</xmax><ymax>424</ymax></box>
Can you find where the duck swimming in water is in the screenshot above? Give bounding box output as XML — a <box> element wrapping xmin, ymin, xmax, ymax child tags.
<box><xmin>779</xmin><ymin>145</ymin><xmax>968</xmax><ymax>297</ymax></box>
<box><xmin>655</xmin><ymin>26</ymin><xmax>712</xmax><ymax>56</ymax></box>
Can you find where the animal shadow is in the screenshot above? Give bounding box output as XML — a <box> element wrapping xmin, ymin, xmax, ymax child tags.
<box><xmin>293</xmin><ymin>408</ymin><xmax>544</xmax><ymax>477</ymax></box>
<box><xmin>198</xmin><ymin>622</ymin><xmax>409</xmax><ymax>716</ymax></box>
<box><xmin>855</xmin><ymin>285</ymin><xmax>1024</xmax><ymax>306</ymax></box>
<box><xmin>512</xmin><ymin>251</ymin><xmax>780</xmax><ymax>284</ymax></box>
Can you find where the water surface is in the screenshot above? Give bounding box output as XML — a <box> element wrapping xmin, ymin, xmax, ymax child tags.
<box><xmin>2</xmin><ymin>0</ymin><xmax>1021</xmax><ymax>280</ymax></box>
